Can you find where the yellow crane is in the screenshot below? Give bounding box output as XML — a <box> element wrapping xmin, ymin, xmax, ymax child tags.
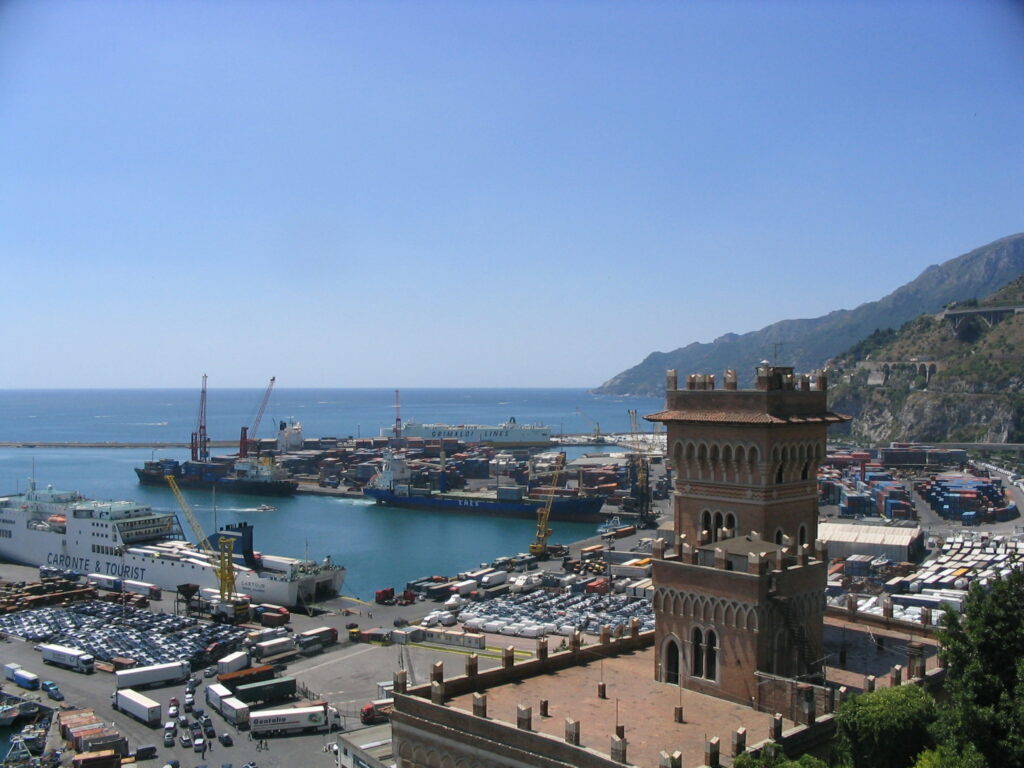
<box><xmin>165</xmin><ymin>475</ymin><xmax>238</xmax><ymax>610</ymax></box>
<box><xmin>528</xmin><ymin>453</ymin><xmax>565</xmax><ymax>559</ymax></box>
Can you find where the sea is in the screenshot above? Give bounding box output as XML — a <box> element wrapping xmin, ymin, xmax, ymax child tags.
<box><xmin>0</xmin><ymin>388</ymin><xmax>663</xmax><ymax>600</ymax></box>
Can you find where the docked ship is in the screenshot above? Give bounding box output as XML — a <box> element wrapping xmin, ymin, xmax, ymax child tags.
<box><xmin>134</xmin><ymin>456</ymin><xmax>298</xmax><ymax>497</ymax></box>
<box><xmin>384</xmin><ymin>417</ymin><xmax>552</xmax><ymax>447</ymax></box>
<box><xmin>364</xmin><ymin>452</ymin><xmax>605</xmax><ymax>522</ymax></box>
<box><xmin>0</xmin><ymin>480</ymin><xmax>344</xmax><ymax>607</ymax></box>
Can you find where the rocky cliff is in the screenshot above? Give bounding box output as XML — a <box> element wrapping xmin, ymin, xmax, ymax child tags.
<box><xmin>597</xmin><ymin>233</ymin><xmax>1024</xmax><ymax>396</ymax></box>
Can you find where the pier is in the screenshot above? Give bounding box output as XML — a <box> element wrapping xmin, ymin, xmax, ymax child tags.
<box><xmin>0</xmin><ymin>440</ymin><xmax>237</xmax><ymax>449</ymax></box>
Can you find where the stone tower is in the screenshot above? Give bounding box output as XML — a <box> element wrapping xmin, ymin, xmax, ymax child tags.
<box><xmin>645</xmin><ymin>366</ymin><xmax>848</xmax><ymax>705</ymax></box>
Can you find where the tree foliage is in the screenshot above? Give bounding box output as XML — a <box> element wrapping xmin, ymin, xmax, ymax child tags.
<box><xmin>734</xmin><ymin>744</ymin><xmax>827</xmax><ymax>768</ymax></box>
<box><xmin>936</xmin><ymin>568</ymin><xmax>1024</xmax><ymax>768</ymax></box>
<box><xmin>834</xmin><ymin>684</ymin><xmax>936</xmax><ymax>768</ymax></box>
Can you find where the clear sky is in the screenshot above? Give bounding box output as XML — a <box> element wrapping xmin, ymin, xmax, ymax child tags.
<box><xmin>1</xmin><ymin>0</ymin><xmax>1022</xmax><ymax>388</ymax></box>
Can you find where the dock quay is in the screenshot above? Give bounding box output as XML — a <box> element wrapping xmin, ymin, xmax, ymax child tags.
<box><xmin>0</xmin><ymin>441</ymin><xmax>237</xmax><ymax>449</ymax></box>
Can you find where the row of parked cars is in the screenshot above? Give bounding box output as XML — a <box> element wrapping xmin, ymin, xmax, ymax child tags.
<box><xmin>454</xmin><ymin>590</ymin><xmax>654</xmax><ymax>638</ymax></box>
<box><xmin>0</xmin><ymin>600</ymin><xmax>248</xmax><ymax>668</ymax></box>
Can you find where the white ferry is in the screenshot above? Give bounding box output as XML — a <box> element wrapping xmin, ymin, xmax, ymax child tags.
<box><xmin>386</xmin><ymin>417</ymin><xmax>552</xmax><ymax>447</ymax></box>
<box><xmin>0</xmin><ymin>480</ymin><xmax>344</xmax><ymax>607</ymax></box>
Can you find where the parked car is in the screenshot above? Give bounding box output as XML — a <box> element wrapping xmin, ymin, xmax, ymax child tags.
<box><xmin>41</xmin><ymin>681</ymin><xmax>64</xmax><ymax>701</ymax></box>
<box><xmin>179</xmin><ymin>731</ymin><xmax>192</xmax><ymax>748</ymax></box>
<box><xmin>194</xmin><ymin>737</ymin><xmax>206</xmax><ymax>753</ymax></box>
<box><xmin>218</xmin><ymin>732</ymin><xmax>233</xmax><ymax>747</ymax></box>
<box><xmin>164</xmin><ymin>731</ymin><xmax>175</xmax><ymax>747</ymax></box>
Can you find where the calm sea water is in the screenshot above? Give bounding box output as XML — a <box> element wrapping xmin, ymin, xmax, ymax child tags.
<box><xmin>0</xmin><ymin>389</ymin><xmax>663</xmax><ymax>599</ymax></box>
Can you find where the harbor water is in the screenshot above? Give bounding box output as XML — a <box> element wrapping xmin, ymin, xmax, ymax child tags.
<box><xmin>0</xmin><ymin>389</ymin><xmax>663</xmax><ymax>599</ymax></box>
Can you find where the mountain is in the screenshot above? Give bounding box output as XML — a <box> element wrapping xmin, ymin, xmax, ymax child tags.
<box><xmin>595</xmin><ymin>234</ymin><xmax>1024</xmax><ymax>396</ymax></box>
<box><xmin>829</xmin><ymin>274</ymin><xmax>1024</xmax><ymax>444</ymax></box>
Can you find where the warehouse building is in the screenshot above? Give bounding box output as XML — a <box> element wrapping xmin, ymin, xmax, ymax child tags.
<box><xmin>818</xmin><ymin>520</ymin><xmax>925</xmax><ymax>563</ymax></box>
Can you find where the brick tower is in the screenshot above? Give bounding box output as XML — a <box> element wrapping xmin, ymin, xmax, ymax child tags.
<box><xmin>646</xmin><ymin>366</ymin><xmax>848</xmax><ymax>705</ymax></box>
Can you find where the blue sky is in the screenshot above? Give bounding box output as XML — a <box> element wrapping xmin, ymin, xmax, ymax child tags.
<box><xmin>1</xmin><ymin>0</ymin><xmax>1022</xmax><ymax>388</ymax></box>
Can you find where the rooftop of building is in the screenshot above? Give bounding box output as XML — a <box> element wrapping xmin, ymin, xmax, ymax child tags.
<box><xmin>445</xmin><ymin>646</ymin><xmax>792</xmax><ymax>768</ymax></box>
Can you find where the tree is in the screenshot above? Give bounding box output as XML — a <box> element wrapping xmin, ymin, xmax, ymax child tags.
<box><xmin>913</xmin><ymin>745</ymin><xmax>986</xmax><ymax>768</ymax></box>
<box><xmin>936</xmin><ymin>568</ymin><xmax>1024</xmax><ymax>768</ymax></box>
<box><xmin>734</xmin><ymin>745</ymin><xmax>827</xmax><ymax>768</ymax></box>
<box><xmin>834</xmin><ymin>684</ymin><xmax>936</xmax><ymax>768</ymax></box>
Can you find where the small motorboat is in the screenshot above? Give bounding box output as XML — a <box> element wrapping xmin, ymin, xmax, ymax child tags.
<box><xmin>255</xmin><ymin>504</ymin><xmax>276</xmax><ymax>512</ymax></box>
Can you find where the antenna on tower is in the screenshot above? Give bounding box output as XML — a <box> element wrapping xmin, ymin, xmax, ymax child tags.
<box><xmin>394</xmin><ymin>389</ymin><xmax>402</xmax><ymax>438</ymax></box>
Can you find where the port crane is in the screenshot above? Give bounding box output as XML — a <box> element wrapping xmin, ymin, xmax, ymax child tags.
<box><xmin>165</xmin><ymin>475</ymin><xmax>247</xmax><ymax>623</ymax></box>
<box><xmin>528</xmin><ymin>452</ymin><xmax>567</xmax><ymax>559</ymax></box>
<box><xmin>575</xmin><ymin>407</ymin><xmax>603</xmax><ymax>442</ymax></box>
<box><xmin>239</xmin><ymin>376</ymin><xmax>276</xmax><ymax>458</ymax></box>
<box><xmin>191</xmin><ymin>374</ymin><xmax>210</xmax><ymax>462</ymax></box>
<box><xmin>625</xmin><ymin>409</ymin><xmax>655</xmax><ymax>527</ymax></box>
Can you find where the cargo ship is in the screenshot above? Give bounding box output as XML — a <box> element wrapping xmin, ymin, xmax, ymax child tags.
<box><xmin>363</xmin><ymin>452</ymin><xmax>605</xmax><ymax>522</ymax></box>
<box><xmin>383</xmin><ymin>417</ymin><xmax>552</xmax><ymax>447</ymax></box>
<box><xmin>0</xmin><ymin>480</ymin><xmax>344</xmax><ymax>606</ymax></box>
<box><xmin>134</xmin><ymin>456</ymin><xmax>298</xmax><ymax>497</ymax></box>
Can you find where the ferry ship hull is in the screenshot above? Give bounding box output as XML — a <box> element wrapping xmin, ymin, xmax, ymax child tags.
<box><xmin>387</xmin><ymin>419</ymin><xmax>552</xmax><ymax>447</ymax></box>
<box><xmin>363</xmin><ymin>487</ymin><xmax>605</xmax><ymax>523</ymax></box>
<box><xmin>0</xmin><ymin>484</ymin><xmax>343</xmax><ymax>608</ymax></box>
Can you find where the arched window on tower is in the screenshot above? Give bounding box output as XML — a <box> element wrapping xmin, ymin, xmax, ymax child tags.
<box><xmin>775</xmin><ymin>529</ymin><xmax>784</xmax><ymax>545</ymax></box>
<box><xmin>799</xmin><ymin>524</ymin><xmax>807</xmax><ymax>547</ymax></box>
<box><xmin>705</xmin><ymin>630</ymin><xmax>718</xmax><ymax>681</ymax></box>
<box><xmin>801</xmin><ymin>461</ymin><xmax>810</xmax><ymax>481</ymax></box>
<box><xmin>702</xmin><ymin>510</ymin><xmax>712</xmax><ymax>538</ymax></box>
<box><xmin>691</xmin><ymin>628</ymin><xmax>704</xmax><ymax>677</ymax></box>
<box><xmin>725</xmin><ymin>513</ymin><xmax>736</xmax><ymax>538</ymax></box>
<box><xmin>713</xmin><ymin>512</ymin><xmax>723</xmax><ymax>541</ymax></box>
<box><xmin>665</xmin><ymin>638</ymin><xmax>680</xmax><ymax>685</ymax></box>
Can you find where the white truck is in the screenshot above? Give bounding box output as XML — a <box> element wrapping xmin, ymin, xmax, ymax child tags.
<box><xmin>114</xmin><ymin>688</ymin><xmax>162</xmax><ymax>726</ymax></box>
<box><xmin>3</xmin><ymin>663</ymin><xmax>22</xmax><ymax>681</ymax></box>
<box><xmin>216</xmin><ymin>650</ymin><xmax>250</xmax><ymax>676</ymax></box>
<box><xmin>249</xmin><ymin>703</ymin><xmax>340</xmax><ymax>736</ymax></box>
<box><xmin>114</xmin><ymin>660</ymin><xmax>190</xmax><ymax>689</ymax></box>
<box><xmin>252</xmin><ymin>636</ymin><xmax>295</xmax><ymax>660</ymax></box>
<box><xmin>205</xmin><ymin>683</ymin><xmax>232</xmax><ymax>711</ymax></box>
<box><xmin>40</xmin><ymin>643</ymin><xmax>95</xmax><ymax>673</ymax></box>
<box><xmin>480</xmin><ymin>570</ymin><xmax>508</xmax><ymax>588</ymax></box>
<box><xmin>220</xmin><ymin>696</ymin><xmax>250</xmax><ymax>728</ymax></box>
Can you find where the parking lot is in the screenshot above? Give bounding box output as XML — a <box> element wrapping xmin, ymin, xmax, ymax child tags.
<box><xmin>0</xmin><ymin>563</ymin><xmax>513</xmax><ymax>768</ymax></box>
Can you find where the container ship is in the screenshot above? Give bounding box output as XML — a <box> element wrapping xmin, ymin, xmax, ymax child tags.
<box><xmin>134</xmin><ymin>456</ymin><xmax>298</xmax><ymax>497</ymax></box>
<box><xmin>383</xmin><ymin>417</ymin><xmax>552</xmax><ymax>447</ymax></box>
<box><xmin>364</xmin><ymin>452</ymin><xmax>605</xmax><ymax>522</ymax></box>
<box><xmin>0</xmin><ymin>480</ymin><xmax>344</xmax><ymax>606</ymax></box>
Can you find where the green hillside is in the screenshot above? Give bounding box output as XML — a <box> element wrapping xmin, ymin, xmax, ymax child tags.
<box><xmin>829</xmin><ymin>276</ymin><xmax>1024</xmax><ymax>443</ymax></box>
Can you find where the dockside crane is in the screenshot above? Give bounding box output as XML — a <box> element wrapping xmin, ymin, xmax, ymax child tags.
<box><xmin>239</xmin><ymin>376</ymin><xmax>276</xmax><ymax>458</ymax></box>
<box><xmin>528</xmin><ymin>452</ymin><xmax>567</xmax><ymax>560</ymax></box>
<box><xmin>575</xmin><ymin>407</ymin><xmax>603</xmax><ymax>442</ymax></box>
<box><xmin>626</xmin><ymin>409</ymin><xmax>655</xmax><ymax>528</ymax></box>
<box><xmin>191</xmin><ymin>374</ymin><xmax>210</xmax><ymax>463</ymax></box>
<box><xmin>165</xmin><ymin>475</ymin><xmax>247</xmax><ymax>623</ymax></box>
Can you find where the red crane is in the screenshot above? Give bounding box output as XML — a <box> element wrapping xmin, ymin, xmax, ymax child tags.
<box><xmin>239</xmin><ymin>376</ymin><xmax>276</xmax><ymax>458</ymax></box>
<box><xmin>190</xmin><ymin>374</ymin><xmax>210</xmax><ymax>462</ymax></box>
